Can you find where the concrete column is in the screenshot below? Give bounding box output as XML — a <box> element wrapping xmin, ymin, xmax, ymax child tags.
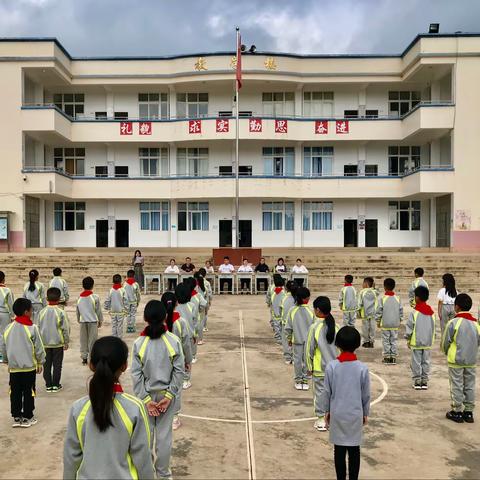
<box><xmin>107</xmin><ymin>144</ymin><xmax>115</xmax><ymax>177</ymax></box>
<box><xmin>357</xmin><ymin>200</ymin><xmax>366</xmax><ymax>247</ymax></box>
<box><xmin>430</xmin><ymin>198</ymin><xmax>437</xmax><ymax>247</ymax></box>
<box><xmin>295</xmin><ymin>84</ymin><xmax>303</xmax><ymax>117</ymax></box>
<box><xmin>39</xmin><ymin>199</ymin><xmax>46</xmax><ymax>247</ymax></box>
<box><xmin>358</xmin><ymin>143</ymin><xmax>366</xmax><ymax>176</ymax></box>
<box><xmin>294</xmin><ymin>199</ymin><xmax>302</xmax><ymax>247</ymax></box>
<box><xmin>294</xmin><ymin>141</ymin><xmax>303</xmax><ymax>176</ymax></box>
<box><xmin>107</xmin><ymin>201</ymin><xmax>115</xmax><ymax>248</ymax></box>
<box><xmin>170</xmin><ymin>200</ymin><xmax>178</xmax><ymax>247</ymax></box>
<box><xmin>358</xmin><ymin>86</ymin><xmax>367</xmax><ymax>117</ymax></box>
<box><xmin>106</xmin><ymin>91</ymin><xmax>114</xmax><ymax>118</ymax></box>
<box><xmin>169</xmin><ymin>143</ymin><xmax>177</xmax><ymax>177</ymax></box>
<box><xmin>169</xmin><ymin>86</ymin><xmax>176</xmax><ymax>119</ymax></box>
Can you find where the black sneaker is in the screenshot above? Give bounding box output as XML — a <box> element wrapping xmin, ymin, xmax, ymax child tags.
<box><xmin>421</xmin><ymin>382</ymin><xmax>428</xmax><ymax>390</ymax></box>
<box><xmin>382</xmin><ymin>357</ymin><xmax>389</xmax><ymax>364</ymax></box>
<box><xmin>446</xmin><ymin>410</ymin><xmax>464</xmax><ymax>423</ymax></box>
<box><xmin>391</xmin><ymin>357</ymin><xmax>397</xmax><ymax>365</ymax></box>
<box><xmin>82</xmin><ymin>358</ymin><xmax>88</xmax><ymax>366</ymax></box>
<box><xmin>413</xmin><ymin>381</ymin><xmax>422</xmax><ymax>390</ymax></box>
<box><xmin>362</xmin><ymin>342</ymin><xmax>369</xmax><ymax>348</ymax></box>
<box><xmin>463</xmin><ymin>411</ymin><xmax>474</xmax><ymax>424</ymax></box>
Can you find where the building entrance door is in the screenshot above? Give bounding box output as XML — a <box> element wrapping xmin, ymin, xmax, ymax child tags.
<box><xmin>219</xmin><ymin>220</ymin><xmax>232</xmax><ymax>247</ymax></box>
<box><xmin>436</xmin><ymin>195</ymin><xmax>451</xmax><ymax>247</ymax></box>
<box><xmin>25</xmin><ymin>196</ymin><xmax>40</xmax><ymax>248</ymax></box>
<box><xmin>96</xmin><ymin>220</ymin><xmax>108</xmax><ymax>247</ymax></box>
<box><xmin>344</xmin><ymin>219</ymin><xmax>358</xmax><ymax>247</ymax></box>
<box><xmin>115</xmin><ymin>220</ymin><xmax>129</xmax><ymax>248</ymax></box>
<box><xmin>239</xmin><ymin>220</ymin><xmax>252</xmax><ymax>247</ymax></box>
<box><xmin>365</xmin><ymin>219</ymin><xmax>378</xmax><ymax>247</ymax></box>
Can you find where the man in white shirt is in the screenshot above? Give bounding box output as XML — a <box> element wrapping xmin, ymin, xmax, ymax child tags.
<box><xmin>291</xmin><ymin>258</ymin><xmax>308</xmax><ymax>286</ymax></box>
<box><xmin>218</xmin><ymin>256</ymin><xmax>235</xmax><ymax>293</ymax></box>
<box><xmin>237</xmin><ymin>258</ymin><xmax>254</xmax><ymax>293</ymax></box>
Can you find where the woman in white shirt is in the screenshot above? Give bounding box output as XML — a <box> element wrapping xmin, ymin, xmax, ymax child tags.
<box><xmin>291</xmin><ymin>258</ymin><xmax>308</xmax><ymax>286</ymax></box>
<box><xmin>437</xmin><ymin>273</ymin><xmax>457</xmax><ymax>334</ymax></box>
<box><xmin>204</xmin><ymin>260</ymin><xmax>215</xmax><ymax>274</ymax></box>
<box><xmin>218</xmin><ymin>256</ymin><xmax>235</xmax><ymax>293</ymax></box>
<box><xmin>237</xmin><ymin>258</ymin><xmax>254</xmax><ymax>293</ymax></box>
<box><xmin>275</xmin><ymin>258</ymin><xmax>287</xmax><ymax>273</ymax></box>
<box><xmin>164</xmin><ymin>258</ymin><xmax>180</xmax><ymax>290</ymax></box>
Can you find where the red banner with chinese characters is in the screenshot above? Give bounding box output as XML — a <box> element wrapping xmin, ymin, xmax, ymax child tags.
<box><xmin>139</xmin><ymin>122</ymin><xmax>152</xmax><ymax>135</ymax></box>
<box><xmin>335</xmin><ymin>120</ymin><xmax>349</xmax><ymax>134</ymax></box>
<box><xmin>315</xmin><ymin>120</ymin><xmax>328</xmax><ymax>134</ymax></box>
<box><xmin>189</xmin><ymin>120</ymin><xmax>202</xmax><ymax>134</ymax></box>
<box><xmin>120</xmin><ymin>122</ymin><xmax>133</xmax><ymax>135</ymax></box>
<box><xmin>249</xmin><ymin>118</ymin><xmax>262</xmax><ymax>132</ymax></box>
<box><xmin>216</xmin><ymin>118</ymin><xmax>229</xmax><ymax>133</ymax></box>
<box><xmin>275</xmin><ymin>119</ymin><xmax>288</xmax><ymax>133</ymax></box>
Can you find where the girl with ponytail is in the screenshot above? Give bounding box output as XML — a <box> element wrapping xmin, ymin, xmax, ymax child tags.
<box><xmin>438</xmin><ymin>273</ymin><xmax>458</xmax><ymax>334</ymax></box>
<box><xmin>22</xmin><ymin>269</ymin><xmax>46</xmax><ymax>325</ymax></box>
<box><xmin>63</xmin><ymin>336</ymin><xmax>154</xmax><ymax>480</ymax></box>
<box><xmin>306</xmin><ymin>296</ymin><xmax>339</xmax><ymax>432</ymax></box>
<box><xmin>131</xmin><ymin>300</ymin><xmax>185</xmax><ymax>479</ymax></box>
<box><xmin>279</xmin><ymin>280</ymin><xmax>298</xmax><ymax>365</ymax></box>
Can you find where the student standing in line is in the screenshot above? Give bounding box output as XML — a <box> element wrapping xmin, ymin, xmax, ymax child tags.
<box><xmin>22</xmin><ymin>269</ymin><xmax>46</xmax><ymax>325</ymax></box>
<box><xmin>339</xmin><ymin>275</ymin><xmax>357</xmax><ymax>327</ymax></box>
<box><xmin>104</xmin><ymin>274</ymin><xmax>128</xmax><ymax>339</ymax></box>
<box><xmin>63</xmin><ymin>336</ymin><xmax>154</xmax><ymax>480</ymax></box>
<box><xmin>123</xmin><ymin>269</ymin><xmax>141</xmax><ymax>334</ymax></box>
<box><xmin>306</xmin><ymin>296</ymin><xmax>339</xmax><ymax>432</ymax></box>
<box><xmin>164</xmin><ymin>259</ymin><xmax>180</xmax><ymax>291</ymax></box>
<box><xmin>49</xmin><ymin>267</ymin><xmax>69</xmax><ymax>309</ymax></box>
<box><xmin>280</xmin><ymin>280</ymin><xmax>297</xmax><ymax>365</ymax></box>
<box><xmin>238</xmin><ymin>258</ymin><xmax>254</xmax><ymax>293</ymax></box>
<box><xmin>218</xmin><ymin>256</ymin><xmax>235</xmax><ymax>293</ymax></box>
<box><xmin>321</xmin><ymin>326</ymin><xmax>370</xmax><ymax>480</ymax></box>
<box><xmin>193</xmin><ymin>273</ymin><xmax>208</xmax><ymax>345</ymax></box>
<box><xmin>131</xmin><ymin>300</ymin><xmax>185</xmax><ymax>480</ymax></box>
<box><xmin>408</xmin><ymin>267</ymin><xmax>428</xmax><ymax>308</ymax></box>
<box><xmin>175</xmin><ymin>283</ymin><xmax>195</xmax><ymax>387</ymax></box>
<box><xmin>254</xmin><ymin>257</ymin><xmax>270</xmax><ymax>292</ymax></box>
<box><xmin>0</xmin><ymin>271</ymin><xmax>14</xmax><ymax>359</ymax></box>
<box><xmin>285</xmin><ymin>287</ymin><xmax>315</xmax><ymax>391</ymax></box>
<box><xmin>437</xmin><ymin>273</ymin><xmax>457</xmax><ymax>335</ymax></box>
<box><xmin>275</xmin><ymin>257</ymin><xmax>288</xmax><ymax>273</ymax></box>
<box><xmin>270</xmin><ymin>275</ymin><xmax>286</xmax><ymax>344</ymax></box>
<box><xmin>266</xmin><ymin>273</ymin><xmax>281</xmax><ymax>309</ymax></box>
<box><xmin>198</xmin><ymin>267</ymin><xmax>212</xmax><ymax>332</ymax></box>
<box><xmin>357</xmin><ymin>277</ymin><xmax>378</xmax><ymax>348</ymax></box>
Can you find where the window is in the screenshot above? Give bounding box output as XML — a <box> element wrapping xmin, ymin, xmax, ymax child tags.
<box><xmin>303</xmin><ymin>92</ymin><xmax>334</xmax><ymax>117</ymax></box>
<box><xmin>263</xmin><ymin>147</ymin><xmax>295</xmax><ymax>176</ymax></box>
<box><xmin>115</xmin><ymin>166</ymin><xmax>129</xmax><ymax>178</ymax></box>
<box><xmin>344</xmin><ymin>110</ymin><xmax>358</xmax><ymax>118</ymax></box>
<box><xmin>177</xmin><ymin>93</ymin><xmax>208</xmax><ymax>118</ymax></box>
<box><xmin>365</xmin><ymin>109</ymin><xmax>378</xmax><ymax>118</ymax></box>
<box><xmin>140</xmin><ymin>202</ymin><xmax>169</xmax><ymax>231</ymax></box>
<box><xmin>218</xmin><ymin>110</ymin><xmax>232</xmax><ymax>117</ymax></box>
<box><xmin>54</xmin><ymin>202</ymin><xmax>85</xmax><ymax>231</ymax></box>
<box><xmin>138</xmin><ymin>93</ymin><xmax>168</xmax><ymax>119</ymax></box>
<box><xmin>303</xmin><ymin>201</ymin><xmax>333</xmax><ymax>230</ymax></box>
<box><xmin>303</xmin><ymin>146</ymin><xmax>333</xmax><ymax>176</ymax></box>
<box><xmin>239</xmin><ymin>166</ymin><xmax>252</xmax><ymax>176</ymax></box>
<box><xmin>262</xmin><ymin>92</ymin><xmax>295</xmax><ymax>116</ymax></box>
<box><xmin>53</xmin><ymin>148</ymin><xmax>85</xmax><ymax>176</ymax></box>
<box><xmin>344</xmin><ymin>165</ymin><xmax>358</xmax><ymax>177</ymax></box>
<box><xmin>53</xmin><ymin>93</ymin><xmax>84</xmax><ymax>118</ymax></box>
<box><xmin>95</xmin><ymin>111</ymin><xmax>107</xmax><ymax>120</ymax></box>
<box><xmin>177</xmin><ymin>202</ymin><xmax>209</xmax><ymax>231</ymax></box>
<box><xmin>114</xmin><ymin>112</ymin><xmax>129</xmax><ymax>120</ymax></box>
<box><xmin>388</xmin><ymin>146</ymin><xmax>421</xmax><ymax>176</ymax></box>
<box><xmin>388</xmin><ymin>91</ymin><xmax>421</xmax><ymax>117</ymax></box>
<box><xmin>389</xmin><ymin>201</ymin><xmax>421</xmax><ymax>231</ymax></box>
<box><xmin>139</xmin><ymin>148</ymin><xmax>169</xmax><ymax>177</ymax></box>
<box><xmin>219</xmin><ymin>166</ymin><xmax>233</xmax><ymax>176</ymax></box>
<box><xmin>262</xmin><ymin>202</ymin><xmax>294</xmax><ymax>231</ymax></box>
<box><xmin>177</xmin><ymin>148</ymin><xmax>208</xmax><ymax>176</ymax></box>
<box><xmin>365</xmin><ymin>164</ymin><xmax>378</xmax><ymax>176</ymax></box>
<box><xmin>95</xmin><ymin>166</ymin><xmax>108</xmax><ymax>177</ymax></box>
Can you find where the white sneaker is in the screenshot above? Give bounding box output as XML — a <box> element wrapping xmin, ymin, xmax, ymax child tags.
<box><xmin>203</xmin><ymin>327</ymin><xmax>208</xmax><ymax>332</ymax></box>
<box><xmin>314</xmin><ymin>418</ymin><xmax>327</xmax><ymax>431</ymax></box>
<box><xmin>284</xmin><ymin>360</ymin><xmax>292</xmax><ymax>365</ymax></box>
<box><xmin>20</xmin><ymin>418</ymin><xmax>32</xmax><ymax>428</ymax></box>
<box><xmin>302</xmin><ymin>383</ymin><xmax>310</xmax><ymax>391</ymax></box>
<box><xmin>28</xmin><ymin>417</ymin><xmax>38</xmax><ymax>426</ymax></box>
<box><xmin>191</xmin><ymin>357</ymin><xmax>197</xmax><ymax>364</ymax></box>
<box><xmin>295</xmin><ymin>383</ymin><xmax>303</xmax><ymax>390</ymax></box>
<box><xmin>183</xmin><ymin>381</ymin><xmax>192</xmax><ymax>390</ymax></box>
<box><xmin>12</xmin><ymin>417</ymin><xmax>22</xmax><ymax>428</ymax></box>
<box><xmin>197</xmin><ymin>340</ymin><xmax>204</xmax><ymax>345</ymax></box>
<box><xmin>172</xmin><ymin>415</ymin><xmax>181</xmax><ymax>431</ymax></box>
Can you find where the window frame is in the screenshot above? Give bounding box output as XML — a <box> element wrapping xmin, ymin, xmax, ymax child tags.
<box><xmin>303</xmin><ymin>146</ymin><xmax>333</xmax><ymax>177</ymax></box>
<box><xmin>262</xmin><ymin>147</ymin><xmax>295</xmax><ymax>177</ymax></box>
<box><xmin>139</xmin><ymin>201</ymin><xmax>169</xmax><ymax>231</ymax></box>
<box><xmin>302</xmin><ymin>201</ymin><xmax>333</xmax><ymax>231</ymax></box>
<box><xmin>262</xmin><ymin>92</ymin><xmax>295</xmax><ymax>117</ymax></box>
<box><xmin>54</xmin><ymin>201</ymin><xmax>85</xmax><ymax>231</ymax></box>
<box><xmin>53</xmin><ymin>147</ymin><xmax>85</xmax><ymax>176</ymax></box>
<box><xmin>139</xmin><ymin>147</ymin><xmax>169</xmax><ymax>177</ymax></box>
<box><xmin>177</xmin><ymin>202</ymin><xmax>209</xmax><ymax>231</ymax></box>
<box><xmin>53</xmin><ymin>93</ymin><xmax>84</xmax><ymax>118</ymax></box>
<box><xmin>262</xmin><ymin>201</ymin><xmax>294</xmax><ymax>231</ymax></box>
<box><xmin>388</xmin><ymin>91</ymin><xmax>421</xmax><ymax>117</ymax></box>
<box><xmin>303</xmin><ymin>91</ymin><xmax>334</xmax><ymax>117</ymax></box>
<box><xmin>138</xmin><ymin>93</ymin><xmax>169</xmax><ymax>120</ymax></box>
<box><xmin>388</xmin><ymin>146</ymin><xmax>421</xmax><ymax>176</ymax></box>
<box><xmin>388</xmin><ymin>200</ymin><xmax>421</xmax><ymax>231</ymax></box>
<box><xmin>176</xmin><ymin>147</ymin><xmax>209</xmax><ymax>177</ymax></box>
<box><xmin>176</xmin><ymin>92</ymin><xmax>208</xmax><ymax>119</ymax></box>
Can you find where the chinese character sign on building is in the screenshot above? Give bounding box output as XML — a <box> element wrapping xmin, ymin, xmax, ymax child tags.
<box><xmin>189</xmin><ymin>120</ymin><xmax>202</xmax><ymax>134</ymax></box>
<box><xmin>275</xmin><ymin>119</ymin><xmax>288</xmax><ymax>133</ymax></box>
<box><xmin>335</xmin><ymin>120</ymin><xmax>349</xmax><ymax>134</ymax></box>
<box><xmin>249</xmin><ymin>118</ymin><xmax>262</xmax><ymax>132</ymax></box>
<box><xmin>120</xmin><ymin>122</ymin><xmax>133</xmax><ymax>135</ymax></box>
<box><xmin>216</xmin><ymin>118</ymin><xmax>229</xmax><ymax>133</ymax></box>
<box><xmin>139</xmin><ymin>122</ymin><xmax>152</xmax><ymax>135</ymax></box>
<box><xmin>315</xmin><ymin>120</ymin><xmax>328</xmax><ymax>134</ymax></box>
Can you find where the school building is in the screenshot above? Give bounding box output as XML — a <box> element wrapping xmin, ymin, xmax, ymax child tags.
<box><xmin>0</xmin><ymin>33</ymin><xmax>479</xmax><ymax>251</ymax></box>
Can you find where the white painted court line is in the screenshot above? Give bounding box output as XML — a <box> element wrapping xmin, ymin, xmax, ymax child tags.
<box><xmin>239</xmin><ymin>309</ymin><xmax>257</xmax><ymax>480</ymax></box>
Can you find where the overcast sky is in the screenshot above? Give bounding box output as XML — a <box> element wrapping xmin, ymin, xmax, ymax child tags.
<box><xmin>0</xmin><ymin>0</ymin><xmax>479</xmax><ymax>56</ymax></box>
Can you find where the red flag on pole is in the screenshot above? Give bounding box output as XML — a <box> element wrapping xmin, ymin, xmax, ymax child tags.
<box><xmin>236</xmin><ymin>30</ymin><xmax>242</xmax><ymax>90</ymax></box>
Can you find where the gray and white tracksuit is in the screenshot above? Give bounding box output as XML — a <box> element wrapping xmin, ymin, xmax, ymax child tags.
<box><xmin>285</xmin><ymin>304</ymin><xmax>315</xmax><ymax>384</ymax></box>
<box><xmin>49</xmin><ymin>276</ymin><xmax>70</xmax><ymax>306</ymax></box>
<box><xmin>63</xmin><ymin>393</ymin><xmax>155</xmax><ymax>480</ymax></box>
<box><xmin>104</xmin><ymin>287</ymin><xmax>128</xmax><ymax>338</ymax></box>
<box><xmin>375</xmin><ymin>294</ymin><xmax>403</xmax><ymax>358</ymax></box>
<box><xmin>280</xmin><ymin>293</ymin><xmax>295</xmax><ymax>362</ymax></box>
<box><xmin>123</xmin><ymin>280</ymin><xmax>141</xmax><ymax>331</ymax></box>
<box><xmin>270</xmin><ymin>288</ymin><xmax>286</xmax><ymax>344</ymax></box>
<box><xmin>76</xmin><ymin>293</ymin><xmax>103</xmax><ymax>361</ymax></box>
<box><xmin>305</xmin><ymin>319</ymin><xmax>339</xmax><ymax>418</ymax></box>
<box><xmin>23</xmin><ymin>282</ymin><xmax>47</xmax><ymax>324</ymax></box>
<box><xmin>408</xmin><ymin>277</ymin><xmax>429</xmax><ymax>307</ymax></box>
<box><xmin>441</xmin><ymin>314</ymin><xmax>480</xmax><ymax>412</ymax></box>
<box><xmin>0</xmin><ymin>286</ymin><xmax>14</xmax><ymax>336</ymax></box>
<box><xmin>173</xmin><ymin>315</ymin><xmax>193</xmax><ymax>415</ymax></box>
<box><xmin>320</xmin><ymin>359</ymin><xmax>371</xmax><ymax>446</ymax></box>
<box><xmin>405</xmin><ymin>308</ymin><xmax>436</xmax><ymax>383</ymax></box>
<box><xmin>358</xmin><ymin>288</ymin><xmax>378</xmax><ymax>344</ymax></box>
<box><xmin>196</xmin><ymin>289</ymin><xmax>209</xmax><ymax>342</ymax></box>
<box><xmin>131</xmin><ymin>332</ymin><xmax>185</xmax><ymax>479</ymax></box>
<box><xmin>339</xmin><ymin>285</ymin><xmax>357</xmax><ymax>326</ymax></box>
<box><xmin>203</xmin><ymin>279</ymin><xmax>213</xmax><ymax>330</ymax></box>
<box><xmin>176</xmin><ymin>302</ymin><xmax>195</xmax><ymax>379</ymax></box>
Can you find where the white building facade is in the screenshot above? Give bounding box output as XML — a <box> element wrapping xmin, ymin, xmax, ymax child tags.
<box><xmin>1</xmin><ymin>33</ymin><xmax>479</xmax><ymax>250</ymax></box>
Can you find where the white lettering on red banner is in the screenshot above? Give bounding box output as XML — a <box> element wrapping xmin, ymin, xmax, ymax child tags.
<box><xmin>315</xmin><ymin>120</ymin><xmax>328</xmax><ymax>134</ymax></box>
<box><xmin>139</xmin><ymin>122</ymin><xmax>152</xmax><ymax>135</ymax></box>
<box><xmin>335</xmin><ymin>120</ymin><xmax>349</xmax><ymax>134</ymax></box>
<box><xmin>275</xmin><ymin>119</ymin><xmax>288</xmax><ymax>133</ymax></box>
<box><xmin>249</xmin><ymin>118</ymin><xmax>262</xmax><ymax>132</ymax></box>
<box><xmin>189</xmin><ymin>120</ymin><xmax>202</xmax><ymax>134</ymax></box>
<box><xmin>216</xmin><ymin>118</ymin><xmax>229</xmax><ymax>133</ymax></box>
<box><xmin>120</xmin><ymin>122</ymin><xmax>133</xmax><ymax>135</ymax></box>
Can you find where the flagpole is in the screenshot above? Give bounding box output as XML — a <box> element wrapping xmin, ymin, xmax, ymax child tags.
<box><xmin>234</xmin><ymin>26</ymin><xmax>240</xmax><ymax>249</ymax></box>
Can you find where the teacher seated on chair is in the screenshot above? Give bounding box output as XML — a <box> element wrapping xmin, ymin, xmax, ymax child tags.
<box><xmin>238</xmin><ymin>258</ymin><xmax>254</xmax><ymax>293</ymax></box>
<box><xmin>254</xmin><ymin>257</ymin><xmax>270</xmax><ymax>292</ymax></box>
<box><xmin>164</xmin><ymin>258</ymin><xmax>180</xmax><ymax>290</ymax></box>
<box><xmin>218</xmin><ymin>256</ymin><xmax>235</xmax><ymax>293</ymax></box>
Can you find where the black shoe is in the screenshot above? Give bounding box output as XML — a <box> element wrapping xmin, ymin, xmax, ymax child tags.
<box><xmin>463</xmin><ymin>411</ymin><xmax>474</xmax><ymax>423</ymax></box>
<box><xmin>391</xmin><ymin>357</ymin><xmax>397</xmax><ymax>365</ymax></box>
<box><xmin>382</xmin><ymin>357</ymin><xmax>389</xmax><ymax>364</ymax></box>
<box><xmin>369</xmin><ymin>342</ymin><xmax>375</xmax><ymax>348</ymax></box>
<box><xmin>446</xmin><ymin>410</ymin><xmax>464</xmax><ymax>423</ymax></box>
<box><xmin>82</xmin><ymin>358</ymin><xmax>88</xmax><ymax>366</ymax></box>
<box><xmin>362</xmin><ymin>342</ymin><xmax>369</xmax><ymax>348</ymax></box>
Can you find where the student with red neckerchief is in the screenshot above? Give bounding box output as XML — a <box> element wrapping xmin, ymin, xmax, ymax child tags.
<box><xmin>104</xmin><ymin>274</ymin><xmax>128</xmax><ymax>339</ymax></box>
<box><xmin>320</xmin><ymin>326</ymin><xmax>370</xmax><ymax>480</ymax></box>
<box><xmin>442</xmin><ymin>293</ymin><xmax>480</xmax><ymax>424</ymax></box>
<box><xmin>339</xmin><ymin>274</ymin><xmax>357</xmax><ymax>327</ymax></box>
<box><xmin>123</xmin><ymin>269</ymin><xmax>141</xmax><ymax>334</ymax></box>
<box><xmin>269</xmin><ymin>274</ymin><xmax>286</xmax><ymax>345</ymax></box>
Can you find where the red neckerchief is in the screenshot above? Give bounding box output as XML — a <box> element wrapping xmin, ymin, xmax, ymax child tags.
<box><xmin>302</xmin><ymin>299</ymin><xmax>309</xmax><ymax>305</ymax></box>
<box><xmin>274</xmin><ymin>287</ymin><xmax>283</xmax><ymax>294</ymax></box>
<box><xmin>80</xmin><ymin>290</ymin><xmax>93</xmax><ymax>297</ymax></box>
<box><xmin>113</xmin><ymin>383</ymin><xmax>123</xmax><ymax>393</ymax></box>
<box><xmin>191</xmin><ymin>290</ymin><xmax>197</xmax><ymax>297</ymax></box>
<box><xmin>0</xmin><ymin>283</ymin><xmax>6</xmax><ymax>287</ymax></box>
<box><xmin>344</xmin><ymin>283</ymin><xmax>353</xmax><ymax>287</ymax></box>
<box><xmin>384</xmin><ymin>291</ymin><xmax>395</xmax><ymax>296</ymax></box>
<box><xmin>338</xmin><ymin>352</ymin><xmax>357</xmax><ymax>362</ymax></box>
<box><xmin>48</xmin><ymin>302</ymin><xmax>59</xmax><ymax>306</ymax></box>
<box><xmin>15</xmin><ymin>315</ymin><xmax>33</xmax><ymax>326</ymax></box>
<box><xmin>456</xmin><ymin>312</ymin><xmax>478</xmax><ymax>322</ymax></box>
<box><xmin>112</xmin><ymin>284</ymin><xmax>122</xmax><ymax>290</ymax></box>
<box><xmin>415</xmin><ymin>302</ymin><xmax>434</xmax><ymax>316</ymax></box>
<box><xmin>140</xmin><ymin>328</ymin><xmax>148</xmax><ymax>337</ymax></box>
<box><xmin>173</xmin><ymin>311</ymin><xmax>180</xmax><ymax>322</ymax></box>
<box><xmin>125</xmin><ymin>278</ymin><xmax>136</xmax><ymax>285</ymax></box>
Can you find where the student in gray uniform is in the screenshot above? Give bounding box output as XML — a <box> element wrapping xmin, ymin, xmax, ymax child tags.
<box><xmin>357</xmin><ymin>277</ymin><xmax>378</xmax><ymax>348</ymax></box>
<box><xmin>131</xmin><ymin>300</ymin><xmax>185</xmax><ymax>480</ymax></box>
<box><xmin>77</xmin><ymin>277</ymin><xmax>103</xmax><ymax>366</ymax></box>
<box><xmin>306</xmin><ymin>296</ymin><xmax>339</xmax><ymax>432</ymax></box>
<box><xmin>0</xmin><ymin>298</ymin><xmax>46</xmax><ymax>428</ymax></box>
<box><xmin>442</xmin><ymin>293</ymin><xmax>480</xmax><ymax>424</ymax></box>
<box><xmin>49</xmin><ymin>267</ymin><xmax>69</xmax><ymax>309</ymax></box>
<box><xmin>194</xmin><ymin>272</ymin><xmax>208</xmax><ymax>345</ymax></box>
<box><xmin>38</xmin><ymin>287</ymin><xmax>70</xmax><ymax>392</ymax></box>
<box><xmin>437</xmin><ymin>273</ymin><xmax>457</xmax><ymax>335</ymax></box>
<box><xmin>280</xmin><ymin>281</ymin><xmax>297</xmax><ymax>365</ymax></box>
<box><xmin>198</xmin><ymin>268</ymin><xmax>212</xmax><ymax>332</ymax></box>
<box><xmin>270</xmin><ymin>275</ymin><xmax>286</xmax><ymax>344</ymax></box>
<box><xmin>123</xmin><ymin>269</ymin><xmax>141</xmax><ymax>333</ymax></box>
<box><xmin>175</xmin><ymin>283</ymin><xmax>195</xmax><ymax>388</ymax></box>
<box><xmin>339</xmin><ymin>274</ymin><xmax>357</xmax><ymax>327</ymax></box>
<box><xmin>63</xmin><ymin>336</ymin><xmax>154</xmax><ymax>480</ymax></box>
<box><xmin>22</xmin><ymin>269</ymin><xmax>46</xmax><ymax>325</ymax></box>
<box><xmin>321</xmin><ymin>326</ymin><xmax>370</xmax><ymax>480</ymax></box>
<box><xmin>0</xmin><ymin>271</ymin><xmax>14</xmax><ymax>357</ymax></box>
<box><xmin>285</xmin><ymin>287</ymin><xmax>315</xmax><ymax>391</ymax></box>
<box><xmin>266</xmin><ymin>273</ymin><xmax>281</xmax><ymax>308</ymax></box>
<box><xmin>408</xmin><ymin>267</ymin><xmax>429</xmax><ymax>308</ymax></box>
<box><xmin>104</xmin><ymin>274</ymin><xmax>128</xmax><ymax>338</ymax></box>
<box><xmin>405</xmin><ymin>286</ymin><xmax>435</xmax><ymax>390</ymax></box>
<box><xmin>375</xmin><ymin>278</ymin><xmax>403</xmax><ymax>364</ymax></box>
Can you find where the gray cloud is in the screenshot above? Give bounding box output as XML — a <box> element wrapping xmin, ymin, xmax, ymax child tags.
<box><xmin>0</xmin><ymin>0</ymin><xmax>479</xmax><ymax>56</ymax></box>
